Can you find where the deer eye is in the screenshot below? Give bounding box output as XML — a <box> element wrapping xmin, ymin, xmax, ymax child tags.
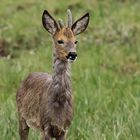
<box><xmin>75</xmin><ymin>40</ymin><xmax>78</xmax><ymax>44</ymax></box>
<box><xmin>57</xmin><ymin>40</ymin><xmax>64</xmax><ymax>45</ymax></box>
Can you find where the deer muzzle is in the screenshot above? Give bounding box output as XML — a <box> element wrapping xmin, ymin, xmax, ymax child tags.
<box><xmin>67</xmin><ymin>52</ymin><xmax>77</xmax><ymax>62</ymax></box>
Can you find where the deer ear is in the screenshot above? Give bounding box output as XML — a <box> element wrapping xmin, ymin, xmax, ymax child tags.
<box><xmin>71</xmin><ymin>13</ymin><xmax>89</xmax><ymax>35</ymax></box>
<box><xmin>42</xmin><ymin>10</ymin><xmax>58</xmax><ymax>35</ymax></box>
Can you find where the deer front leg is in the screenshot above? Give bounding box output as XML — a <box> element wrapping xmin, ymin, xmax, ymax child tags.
<box><xmin>56</xmin><ymin>131</ymin><xmax>67</xmax><ymax>140</ymax></box>
<box><xmin>42</xmin><ymin>126</ymin><xmax>52</xmax><ymax>140</ymax></box>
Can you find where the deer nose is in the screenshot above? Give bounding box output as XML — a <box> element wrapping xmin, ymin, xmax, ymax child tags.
<box><xmin>67</xmin><ymin>52</ymin><xmax>77</xmax><ymax>60</ymax></box>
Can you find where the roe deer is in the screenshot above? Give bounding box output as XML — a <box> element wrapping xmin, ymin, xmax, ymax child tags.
<box><xmin>16</xmin><ymin>9</ymin><xmax>89</xmax><ymax>140</ymax></box>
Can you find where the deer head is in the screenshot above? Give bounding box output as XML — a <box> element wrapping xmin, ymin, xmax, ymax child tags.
<box><xmin>42</xmin><ymin>9</ymin><xmax>89</xmax><ymax>62</ymax></box>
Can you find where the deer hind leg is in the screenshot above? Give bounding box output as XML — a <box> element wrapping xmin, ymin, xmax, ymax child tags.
<box><xmin>18</xmin><ymin>116</ymin><xmax>29</xmax><ymax>140</ymax></box>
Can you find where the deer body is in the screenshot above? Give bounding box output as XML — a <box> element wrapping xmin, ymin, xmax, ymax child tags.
<box><xmin>16</xmin><ymin>9</ymin><xmax>89</xmax><ymax>140</ymax></box>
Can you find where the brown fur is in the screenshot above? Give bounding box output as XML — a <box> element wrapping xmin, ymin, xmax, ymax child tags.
<box><xmin>16</xmin><ymin>28</ymin><xmax>75</xmax><ymax>140</ymax></box>
<box><xmin>16</xmin><ymin>9</ymin><xmax>89</xmax><ymax>140</ymax></box>
<box><xmin>53</xmin><ymin>28</ymin><xmax>76</xmax><ymax>61</ymax></box>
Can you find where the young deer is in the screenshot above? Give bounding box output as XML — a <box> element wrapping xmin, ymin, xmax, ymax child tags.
<box><xmin>16</xmin><ymin>9</ymin><xmax>89</xmax><ymax>140</ymax></box>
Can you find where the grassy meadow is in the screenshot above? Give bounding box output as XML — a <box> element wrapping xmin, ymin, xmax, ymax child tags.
<box><xmin>0</xmin><ymin>0</ymin><xmax>140</xmax><ymax>139</ymax></box>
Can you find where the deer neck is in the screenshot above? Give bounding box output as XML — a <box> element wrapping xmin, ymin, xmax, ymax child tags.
<box><xmin>51</xmin><ymin>57</ymin><xmax>72</xmax><ymax>104</ymax></box>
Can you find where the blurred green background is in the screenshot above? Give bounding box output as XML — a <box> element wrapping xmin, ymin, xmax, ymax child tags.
<box><xmin>0</xmin><ymin>0</ymin><xmax>140</xmax><ymax>140</ymax></box>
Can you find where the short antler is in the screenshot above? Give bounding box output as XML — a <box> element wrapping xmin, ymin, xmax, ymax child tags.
<box><xmin>58</xmin><ymin>19</ymin><xmax>64</xmax><ymax>29</ymax></box>
<box><xmin>67</xmin><ymin>9</ymin><xmax>72</xmax><ymax>28</ymax></box>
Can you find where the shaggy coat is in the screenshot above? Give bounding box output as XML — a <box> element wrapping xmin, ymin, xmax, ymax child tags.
<box><xmin>16</xmin><ymin>9</ymin><xmax>89</xmax><ymax>140</ymax></box>
<box><xmin>17</xmin><ymin>59</ymin><xmax>73</xmax><ymax>137</ymax></box>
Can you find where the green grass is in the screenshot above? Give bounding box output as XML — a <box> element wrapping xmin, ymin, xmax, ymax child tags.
<box><xmin>0</xmin><ymin>0</ymin><xmax>140</xmax><ymax>139</ymax></box>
